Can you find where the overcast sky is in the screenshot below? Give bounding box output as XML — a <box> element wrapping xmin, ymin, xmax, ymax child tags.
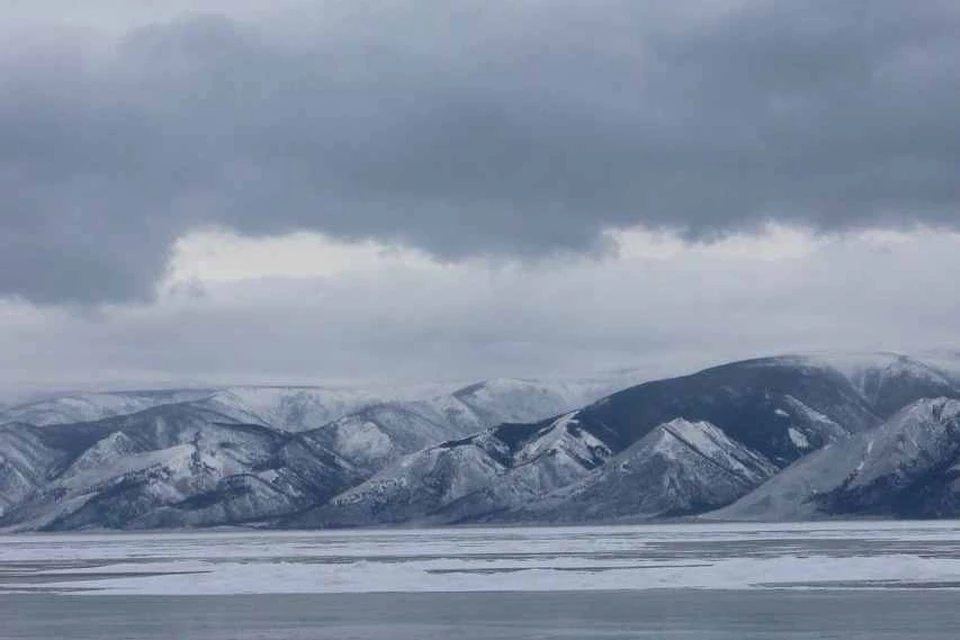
<box><xmin>2</xmin><ymin>0</ymin><xmax>959</xmax><ymax>399</ymax></box>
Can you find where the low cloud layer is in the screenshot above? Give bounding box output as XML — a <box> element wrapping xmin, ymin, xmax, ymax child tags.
<box><xmin>3</xmin><ymin>0</ymin><xmax>959</xmax><ymax>303</ymax></box>
<box><xmin>2</xmin><ymin>228</ymin><xmax>958</xmax><ymax>399</ymax></box>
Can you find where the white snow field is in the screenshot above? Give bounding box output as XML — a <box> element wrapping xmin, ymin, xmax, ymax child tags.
<box><xmin>4</xmin><ymin>520</ymin><xmax>960</xmax><ymax>596</ymax></box>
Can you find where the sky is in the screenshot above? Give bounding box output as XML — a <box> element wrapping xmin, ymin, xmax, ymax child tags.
<box><xmin>1</xmin><ymin>0</ymin><xmax>959</xmax><ymax>399</ymax></box>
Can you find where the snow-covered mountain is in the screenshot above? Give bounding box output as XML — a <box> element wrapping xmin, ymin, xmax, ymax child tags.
<box><xmin>799</xmin><ymin>352</ymin><xmax>960</xmax><ymax>419</ymax></box>
<box><xmin>0</xmin><ymin>389</ymin><xmax>216</xmax><ymax>427</ymax></box>
<box><xmin>2</xmin><ymin>352</ymin><xmax>960</xmax><ymax>531</ymax></box>
<box><xmin>0</xmin><ymin>403</ymin><xmax>367</xmax><ymax>530</ymax></box>
<box><xmin>278</xmin><ymin>375</ymin><xmax>652</xmax><ymax>472</ymax></box>
<box><xmin>712</xmin><ymin>397</ymin><xmax>960</xmax><ymax>521</ymax></box>
<box><xmin>0</xmin><ymin>373</ymin><xmax>650</xmax><ymax>433</ymax></box>
<box><xmin>0</xmin><ymin>372</ymin><xmax>651</xmax><ymax>530</ymax></box>
<box><xmin>0</xmin><ymin>385</ymin><xmax>451</xmax><ymax>432</ymax></box>
<box><xmin>0</xmin><ymin>423</ymin><xmax>72</xmax><ymax>517</ymax></box>
<box><xmin>295</xmin><ymin>353</ymin><xmax>960</xmax><ymax>528</ymax></box>
<box><xmin>510</xmin><ymin>419</ymin><xmax>780</xmax><ymax>523</ymax></box>
<box><xmin>288</xmin><ymin>410</ymin><xmax>614</xmax><ymax>528</ymax></box>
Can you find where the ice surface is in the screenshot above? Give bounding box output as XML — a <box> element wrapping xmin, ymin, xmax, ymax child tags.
<box><xmin>4</xmin><ymin>521</ymin><xmax>960</xmax><ymax>596</ymax></box>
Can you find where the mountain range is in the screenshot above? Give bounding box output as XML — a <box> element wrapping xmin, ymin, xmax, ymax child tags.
<box><xmin>2</xmin><ymin>353</ymin><xmax>959</xmax><ymax>531</ymax></box>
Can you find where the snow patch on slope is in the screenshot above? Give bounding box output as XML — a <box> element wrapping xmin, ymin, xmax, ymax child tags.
<box><xmin>663</xmin><ymin>420</ymin><xmax>777</xmax><ymax>483</ymax></box>
<box><xmin>511</xmin><ymin>419</ymin><xmax>779</xmax><ymax>523</ymax></box>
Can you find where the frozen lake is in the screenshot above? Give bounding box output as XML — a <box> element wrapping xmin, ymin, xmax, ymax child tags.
<box><xmin>3</xmin><ymin>521</ymin><xmax>960</xmax><ymax>638</ymax></box>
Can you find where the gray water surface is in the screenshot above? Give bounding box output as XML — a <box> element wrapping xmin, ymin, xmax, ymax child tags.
<box><xmin>2</xmin><ymin>590</ymin><xmax>959</xmax><ymax>640</ymax></box>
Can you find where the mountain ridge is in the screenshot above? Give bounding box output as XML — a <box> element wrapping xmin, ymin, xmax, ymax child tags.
<box><xmin>2</xmin><ymin>352</ymin><xmax>960</xmax><ymax>531</ymax></box>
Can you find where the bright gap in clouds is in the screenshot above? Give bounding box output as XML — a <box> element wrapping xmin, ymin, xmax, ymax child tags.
<box><xmin>167</xmin><ymin>229</ymin><xmax>440</xmax><ymax>285</ymax></box>
<box><xmin>166</xmin><ymin>224</ymin><xmax>822</xmax><ymax>286</ymax></box>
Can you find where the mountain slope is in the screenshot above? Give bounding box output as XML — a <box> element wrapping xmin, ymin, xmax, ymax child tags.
<box><xmin>284</xmin><ymin>376</ymin><xmax>639</xmax><ymax>475</ymax></box>
<box><xmin>0</xmin><ymin>404</ymin><xmax>363</xmax><ymax>531</ymax></box>
<box><xmin>304</xmin><ymin>354</ymin><xmax>960</xmax><ymax>527</ymax></box>
<box><xmin>0</xmin><ymin>390</ymin><xmax>215</xmax><ymax>427</ymax></box>
<box><xmin>804</xmin><ymin>353</ymin><xmax>960</xmax><ymax>419</ymax></box>
<box><xmin>511</xmin><ymin>419</ymin><xmax>780</xmax><ymax>522</ymax></box>
<box><xmin>3</xmin><ymin>353</ymin><xmax>959</xmax><ymax>531</ymax></box>
<box><xmin>287</xmin><ymin>410</ymin><xmax>612</xmax><ymax>527</ymax></box>
<box><xmin>0</xmin><ymin>373</ymin><xmax>651</xmax><ymax>433</ymax></box>
<box><xmin>713</xmin><ymin>398</ymin><xmax>960</xmax><ymax>521</ymax></box>
<box><xmin>0</xmin><ymin>374</ymin><xmax>647</xmax><ymax>531</ymax></box>
<box><xmin>0</xmin><ymin>424</ymin><xmax>73</xmax><ymax>517</ymax></box>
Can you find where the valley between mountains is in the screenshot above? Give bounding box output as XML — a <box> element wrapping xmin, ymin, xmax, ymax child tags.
<box><xmin>2</xmin><ymin>353</ymin><xmax>960</xmax><ymax>531</ymax></box>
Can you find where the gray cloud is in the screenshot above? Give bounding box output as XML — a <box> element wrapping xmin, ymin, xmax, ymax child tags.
<box><xmin>2</xmin><ymin>1</ymin><xmax>960</xmax><ymax>303</ymax></box>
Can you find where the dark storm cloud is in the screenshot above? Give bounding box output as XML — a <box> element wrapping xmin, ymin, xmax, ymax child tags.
<box><xmin>2</xmin><ymin>0</ymin><xmax>959</xmax><ymax>303</ymax></box>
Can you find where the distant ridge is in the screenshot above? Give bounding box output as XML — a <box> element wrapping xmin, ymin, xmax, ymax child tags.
<box><xmin>2</xmin><ymin>352</ymin><xmax>960</xmax><ymax>531</ymax></box>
